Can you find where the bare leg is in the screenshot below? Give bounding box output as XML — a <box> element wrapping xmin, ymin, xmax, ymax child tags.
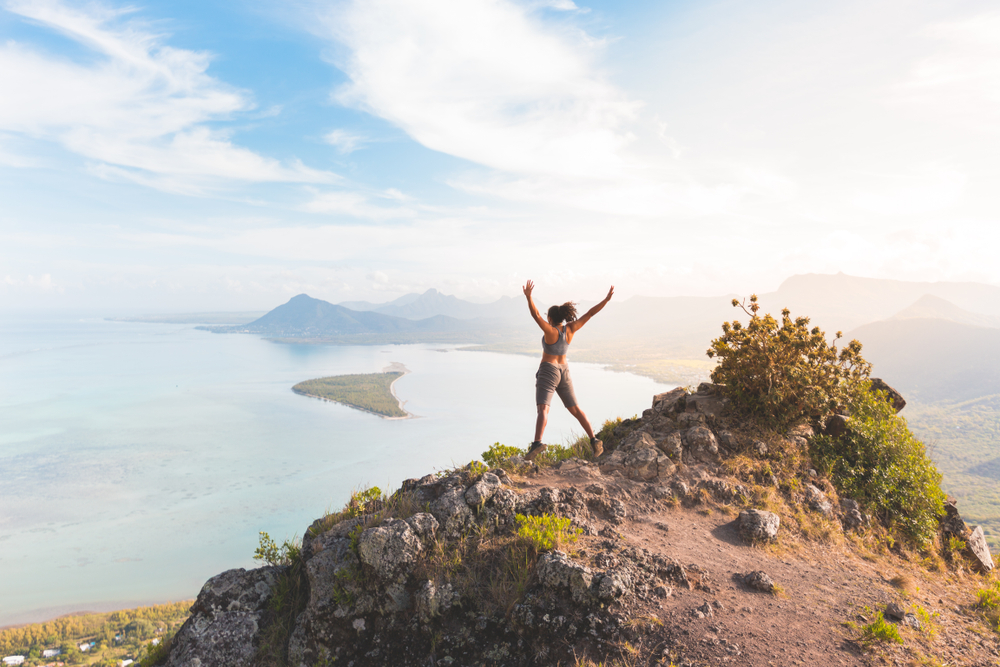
<box><xmin>534</xmin><ymin>404</ymin><xmax>550</xmax><ymax>442</ymax></box>
<box><xmin>566</xmin><ymin>405</ymin><xmax>596</xmax><ymax>440</ymax></box>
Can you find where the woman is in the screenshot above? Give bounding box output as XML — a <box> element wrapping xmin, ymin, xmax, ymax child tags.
<box><xmin>522</xmin><ymin>280</ymin><xmax>614</xmax><ymax>461</ymax></box>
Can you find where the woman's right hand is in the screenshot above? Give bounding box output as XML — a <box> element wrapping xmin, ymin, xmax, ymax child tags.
<box><xmin>523</xmin><ymin>280</ymin><xmax>535</xmax><ymax>299</ymax></box>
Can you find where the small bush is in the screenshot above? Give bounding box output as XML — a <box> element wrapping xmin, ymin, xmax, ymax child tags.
<box><xmin>254</xmin><ymin>532</ymin><xmax>301</xmax><ymax>567</ymax></box>
<box><xmin>707</xmin><ymin>295</ymin><xmax>870</xmax><ymax>428</ymax></box>
<box><xmin>595</xmin><ymin>416</ymin><xmax>640</xmax><ymax>453</ymax></box>
<box><xmin>468</xmin><ymin>460</ymin><xmax>488</xmax><ymax>477</ymax></box>
<box><xmin>482</xmin><ymin>442</ymin><xmax>525</xmax><ymax>468</ymax></box>
<box><xmin>810</xmin><ymin>384</ymin><xmax>945</xmax><ymax>546</ymax></box>
<box><xmin>976</xmin><ymin>580</ymin><xmax>1000</xmax><ymax>610</ymax></box>
<box><xmin>515</xmin><ymin>513</ymin><xmax>581</xmax><ymax>552</ymax></box>
<box><xmin>859</xmin><ymin>612</ymin><xmax>903</xmax><ymax>646</ymax></box>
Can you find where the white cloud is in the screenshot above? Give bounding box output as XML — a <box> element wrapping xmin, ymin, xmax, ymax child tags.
<box><xmin>318</xmin><ymin>0</ymin><xmax>639</xmax><ymax>181</ymax></box>
<box><xmin>324</xmin><ymin>129</ymin><xmax>370</xmax><ymax>154</ymax></box>
<box><xmin>0</xmin><ymin>0</ymin><xmax>337</xmax><ymax>192</ymax></box>
<box><xmin>299</xmin><ymin>189</ymin><xmax>416</xmax><ymax>219</ymax></box>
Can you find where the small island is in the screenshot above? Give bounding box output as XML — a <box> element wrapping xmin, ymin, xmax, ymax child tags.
<box><xmin>292</xmin><ymin>363</ymin><xmax>411</xmax><ymax>418</ymax></box>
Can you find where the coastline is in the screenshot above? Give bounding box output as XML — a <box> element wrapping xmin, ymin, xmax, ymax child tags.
<box><xmin>292</xmin><ymin>363</ymin><xmax>415</xmax><ymax>420</ymax></box>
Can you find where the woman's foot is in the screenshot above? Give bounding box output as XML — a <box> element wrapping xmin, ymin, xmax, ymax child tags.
<box><xmin>590</xmin><ymin>437</ymin><xmax>604</xmax><ymax>458</ymax></box>
<box><xmin>525</xmin><ymin>441</ymin><xmax>547</xmax><ymax>461</ymax></box>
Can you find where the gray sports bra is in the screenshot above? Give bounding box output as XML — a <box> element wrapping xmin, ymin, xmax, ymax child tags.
<box><xmin>542</xmin><ymin>326</ymin><xmax>570</xmax><ymax>356</ymax></box>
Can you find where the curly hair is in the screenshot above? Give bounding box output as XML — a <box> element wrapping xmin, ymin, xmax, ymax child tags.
<box><xmin>547</xmin><ymin>301</ymin><xmax>578</xmax><ymax>324</ymax></box>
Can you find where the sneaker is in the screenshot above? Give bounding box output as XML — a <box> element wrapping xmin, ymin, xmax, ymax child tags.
<box><xmin>525</xmin><ymin>441</ymin><xmax>547</xmax><ymax>461</ymax></box>
<box><xmin>590</xmin><ymin>438</ymin><xmax>604</xmax><ymax>458</ymax></box>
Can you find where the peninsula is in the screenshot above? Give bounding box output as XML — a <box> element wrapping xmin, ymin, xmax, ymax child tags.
<box><xmin>292</xmin><ymin>363</ymin><xmax>411</xmax><ymax>418</ymax></box>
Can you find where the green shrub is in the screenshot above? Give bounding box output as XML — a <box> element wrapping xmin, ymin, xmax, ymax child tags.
<box><xmin>468</xmin><ymin>460</ymin><xmax>488</xmax><ymax>477</ymax></box>
<box><xmin>595</xmin><ymin>416</ymin><xmax>639</xmax><ymax>453</ymax></box>
<box><xmin>707</xmin><ymin>295</ymin><xmax>870</xmax><ymax>428</ymax></box>
<box><xmin>810</xmin><ymin>384</ymin><xmax>945</xmax><ymax>546</ymax></box>
<box><xmin>515</xmin><ymin>513</ymin><xmax>581</xmax><ymax>552</ymax></box>
<box><xmin>859</xmin><ymin>612</ymin><xmax>904</xmax><ymax>646</ymax></box>
<box><xmin>977</xmin><ymin>580</ymin><xmax>1000</xmax><ymax>610</ymax></box>
<box><xmin>482</xmin><ymin>442</ymin><xmax>525</xmax><ymax>467</ymax></box>
<box><xmin>253</xmin><ymin>532</ymin><xmax>301</xmax><ymax>567</ymax></box>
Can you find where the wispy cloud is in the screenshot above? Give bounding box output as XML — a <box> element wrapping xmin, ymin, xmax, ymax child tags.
<box><xmin>317</xmin><ymin>0</ymin><xmax>639</xmax><ymax>181</ymax></box>
<box><xmin>324</xmin><ymin>129</ymin><xmax>371</xmax><ymax>154</ymax></box>
<box><xmin>0</xmin><ymin>0</ymin><xmax>337</xmax><ymax>193</ymax></box>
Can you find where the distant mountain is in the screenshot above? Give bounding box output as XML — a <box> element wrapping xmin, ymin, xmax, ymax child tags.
<box><xmin>220</xmin><ymin>294</ymin><xmax>480</xmax><ymax>336</ymax></box>
<box><xmin>889</xmin><ymin>294</ymin><xmax>1000</xmax><ymax>328</ymax></box>
<box><xmin>340</xmin><ymin>289</ymin><xmax>525</xmax><ymax>322</ymax></box>
<box><xmin>847</xmin><ymin>317</ymin><xmax>1000</xmax><ymax>402</ymax></box>
<box><xmin>759</xmin><ymin>272</ymin><xmax>1000</xmax><ymax>333</ymax></box>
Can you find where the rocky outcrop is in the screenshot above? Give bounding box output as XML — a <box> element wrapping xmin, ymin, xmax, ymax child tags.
<box><xmin>166</xmin><ymin>566</ymin><xmax>285</xmax><ymax>667</ymax></box>
<box><xmin>870</xmin><ymin>378</ymin><xmax>906</xmax><ymax>413</ymax></box>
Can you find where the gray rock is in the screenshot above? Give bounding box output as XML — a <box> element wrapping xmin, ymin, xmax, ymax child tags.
<box><xmin>536</xmin><ymin>551</ymin><xmax>595</xmax><ymax>604</ymax></box>
<box><xmin>357</xmin><ymin>518</ymin><xmax>424</xmax><ymax>582</ymax></box>
<box><xmin>824</xmin><ymin>414</ymin><xmax>849</xmax><ymax>438</ymax></box>
<box><xmin>652</xmin><ymin>388</ymin><xmax>686</xmax><ymax>413</ymax></box>
<box><xmin>165</xmin><ymin>566</ymin><xmax>283</xmax><ymax>667</ymax></box>
<box><xmin>415</xmin><ymin>580</ymin><xmax>458</xmax><ymax>623</ymax></box>
<box><xmin>787</xmin><ymin>423</ymin><xmax>814</xmax><ymax>439</ymax></box>
<box><xmin>697</xmin><ymin>382</ymin><xmax>722</xmax><ymax>395</ymax></box>
<box><xmin>683</xmin><ymin>425</ymin><xmax>719</xmax><ymax>463</ymax></box>
<box><xmin>695</xmin><ymin>602</ymin><xmax>714</xmax><ymax>618</ymax></box>
<box><xmin>753</xmin><ymin>440</ymin><xmax>768</xmax><ymax>456</ymax></box>
<box><xmin>743</xmin><ymin>571</ymin><xmax>775</xmax><ymax>593</ymax></box>
<box><xmin>430</xmin><ymin>486</ymin><xmax>474</xmax><ymax>539</ymax></box>
<box><xmin>884</xmin><ymin>602</ymin><xmax>905</xmax><ymax>621</ymax></box>
<box><xmin>870</xmin><ymin>378</ymin><xmax>906</xmax><ymax>413</ymax></box>
<box><xmin>805</xmin><ymin>484</ymin><xmax>833</xmax><ymax>515</ymax></box>
<box><xmin>738</xmin><ymin>509</ymin><xmax>780</xmax><ymax>543</ymax></box>
<box><xmin>671</xmin><ymin>481</ymin><xmax>690</xmax><ymax>499</ymax></box>
<box><xmin>404</xmin><ymin>512</ymin><xmax>439</xmax><ymax>548</ymax></box>
<box><xmin>465</xmin><ymin>472</ymin><xmax>502</xmax><ymax>507</ymax></box>
<box><xmin>966</xmin><ymin>525</ymin><xmax>995</xmax><ymax>573</ymax></box>
<box><xmin>677</xmin><ymin>412</ymin><xmax>706</xmax><ymax>427</ymax></box>
<box><xmin>902</xmin><ymin>613</ymin><xmax>921</xmax><ymax>630</ymax></box>
<box><xmin>685</xmin><ymin>393</ymin><xmax>728</xmax><ymax>419</ymax></box>
<box><xmin>941</xmin><ymin>501</ymin><xmax>970</xmax><ymax>540</ymax></box>
<box><xmin>657</xmin><ymin>432</ymin><xmax>683</xmax><ymax>460</ymax></box>
<box><xmin>595</xmin><ymin>572</ymin><xmax>628</xmax><ymax>601</ymax></box>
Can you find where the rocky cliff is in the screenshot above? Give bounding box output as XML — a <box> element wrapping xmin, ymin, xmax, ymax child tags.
<box><xmin>161</xmin><ymin>384</ymin><xmax>1000</xmax><ymax>667</ymax></box>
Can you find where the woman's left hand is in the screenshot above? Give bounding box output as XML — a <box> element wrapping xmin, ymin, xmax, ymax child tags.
<box><xmin>605</xmin><ymin>285</ymin><xmax>615</xmax><ymax>302</ymax></box>
<box><xmin>523</xmin><ymin>280</ymin><xmax>535</xmax><ymax>299</ymax></box>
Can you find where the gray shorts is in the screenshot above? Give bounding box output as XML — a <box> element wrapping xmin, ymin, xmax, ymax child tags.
<box><xmin>535</xmin><ymin>362</ymin><xmax>578</xmax><ymax>408</ymax></box>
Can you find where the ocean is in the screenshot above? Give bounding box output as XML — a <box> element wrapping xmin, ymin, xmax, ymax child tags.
<box><xmin>0</xmin><ymin>313</ymin><xmax>668</xmax><ymax>626</ymax></box>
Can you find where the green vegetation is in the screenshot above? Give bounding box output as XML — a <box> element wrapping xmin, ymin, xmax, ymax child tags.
<box><xmin>482</xmin><ymin>442</ymin><xmax>524</xmax><ymax>468</ymax></box>
<box><xmin>707</xmin><ymin>295</ymin><xmax>870</xmax><ymax>428</ymax></box>
<box><xmin>857</xmin><ymin>612</ymin><xmax>904</xmax><ymax>646</ymax></box>
<box><xmin>252</xmin><ymin>533</ymin><xmax>309</xmax><ymax>666</ymax></box>
<box><xmin>975</xmin><ymin>579</ymin><xmax>1000</xmax><ymax>633</ymax></box>
<box><xmin>0</xmin><ymin>602</ymin><xmax>190</xmax><ymax>666</ymax></box>
<box><xmin>904</xmin><ymin>395</ymin><xmax>1000</xmax><ymax>547</ymax></box>
<box><xmin>810</xmin><ymin>385</ymin><xmax>946</xmax><ymax>546</ymax></box>
<box><xmin>515</xmin><ymin>513</ymin><xmax>581</xmax><ymax>552</ymax></box>
<box><xmin>293</xmin><ymin>372</ymin><xmax>407</xmax><ymax>418</ymax></box>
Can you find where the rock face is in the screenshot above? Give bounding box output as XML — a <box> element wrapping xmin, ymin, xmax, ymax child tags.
<box><xmin>166</xmin><ymin>566</ymin><xmax>284</xmax><ymax>667</ymax></box>
<box><xmin>966</xmin><ymin>526</ymin><xmax>995</xmax><ymax>573</ymax></box>
<box><xmin>869</xmin><ymin>378</ymin><xmax>906</xmax><ymax>413</ymax></box>
<box><xmin>738</xmin><ymin>509</ymin><xmax>780</xmax><ymax>543</ymax></box>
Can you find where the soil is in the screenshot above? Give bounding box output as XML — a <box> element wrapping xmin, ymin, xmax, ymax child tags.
<box><xmin>514</xmin><ymin>462</ymin><xmax>1000</xmax><ymax>667</ymax></box>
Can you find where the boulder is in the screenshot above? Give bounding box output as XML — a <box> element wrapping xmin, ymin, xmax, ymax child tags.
<box><xmin>884</xmin><ymin>602</ymin><xmax>906</xmax><ymax>621</ymax></box>
<box><xmin>536</xmin><ymin>551</ymin><xmax>595</xmax><ymax>604</ymax></box>
<box><xmin>357</xmin><ymin>518</ymin><xmax>424</xmax><ymax>582</ymax></box>
<box><xmin>840</xmin><ymin>499</ymin><xmax>865</xmax><ymax>529</ymax></box>
<box><xmin>624</xmin><ymin>445</ymin><xmax>662</xmax><ymax>482</ymax></box>
<box><xmin>738</xmin><ymin>509</ymin><xmax>780</xmax><ymax>543</ymax></box>
<box><xmin>415</xmin><ymin>580</ymin><xmax>458</xmax><ymax>623</ymax></box>
<box><xmin>430</xmin><ymin>486</ymin><xmax>474</xmax><ymax>539</ymax></box>
<box><xmin>965</xmin><ymin>525</ymin><xmax>995</xmax><ymax>573</ymax></box>
<box><xmin>652</xmin><ymin>388</ymin><xmax>686</xmax><ymax>413</ymax></box>
<box><xmin>743</xmin><ymin>571</ymin><xmax>775</xmax><ymax>593</ymax></box>
<box><xmin>166</xmin><ymin>566</ymin><xmax>284</xmax><ymax>667</ymax></box>
<box><xmin>465</xmin><ymin>472</ymin><xmax>502</xmax><ymax>506</ymax></box>
<box><xmin>404</xmin><ymin>512</ymin><xmax>439</xmax><ymax>548</ymax></box>
<box><xmin>805</xmin><ymin>484</ymin><xmax>833</xmax><ymax>515</ymax></box>
<box><xmin>940</xmin><ymin>501</ymin><xmax>970</xmax><ymax>540</ymax></box>
<box><xmin>824</xmin><ymin>414</ymin><xmax>849</xmax><ymax>438</ymax></box>
<box><xmin>870</xmin><ymin>378</ymin><xmax>906</xmax><ymax>413</ymax></box>
<box><xmin>683</xmin><ymin>425</ymin><xmax>719</xmax><ymax>463</ymax></box>
<box><xmin>657</xmin><ymin>432</ymin><xmax>684</xmax><ymax>460</ymax></box>
<box><xmin>685</xmin><ymin>393</ymin><xmax>728</xmax><ymax>419</ymax></box>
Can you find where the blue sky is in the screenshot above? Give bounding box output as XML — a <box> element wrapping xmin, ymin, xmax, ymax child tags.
<box><xmin>1</xmin><ymin>0</ymin><xmax>998</xmax><ymax>310</ymax></box>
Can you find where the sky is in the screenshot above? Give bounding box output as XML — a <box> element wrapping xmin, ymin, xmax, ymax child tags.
<box><xmin>1</xmin><ymin>0</ymin><xmax>999</xmax><ymax>311</ymax></box>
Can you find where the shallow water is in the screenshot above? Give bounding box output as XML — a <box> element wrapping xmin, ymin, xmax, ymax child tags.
<box><xmin>0</xmin><ymin>314</ymin><xmax>668</xmax><ymax>625</ymax></box>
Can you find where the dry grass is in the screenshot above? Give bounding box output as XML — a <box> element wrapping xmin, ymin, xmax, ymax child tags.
<box><xmin>890</xmin><ymin>573</ymin><xmax>917</xmax><ymax>595</ymax></box>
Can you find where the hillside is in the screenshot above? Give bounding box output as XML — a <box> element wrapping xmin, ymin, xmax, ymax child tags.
<box><xmin>157</xmin><ymin>385</ymin><xmax>1000</xmax><ymax>667</ymax></box>
<box><xmin>847</xmin><ymin>317</ymin><xmax>1000</xmax><ymax>403</ymax></box>
<box><xmin>204</xmin><ymin>294</ymin><xmax>489</xmax><ymax>337</ymax></box>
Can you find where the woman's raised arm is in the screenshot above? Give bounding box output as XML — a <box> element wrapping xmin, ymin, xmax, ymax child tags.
<box><xmin>523</xmin><ymin>280</ymin><xmax>553</xmax><ymax>333</ymax></box>
<box><xmin>569</xmin><ymin>285</ymin><xmax>614</xmax><ymax>332</ymax></box>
